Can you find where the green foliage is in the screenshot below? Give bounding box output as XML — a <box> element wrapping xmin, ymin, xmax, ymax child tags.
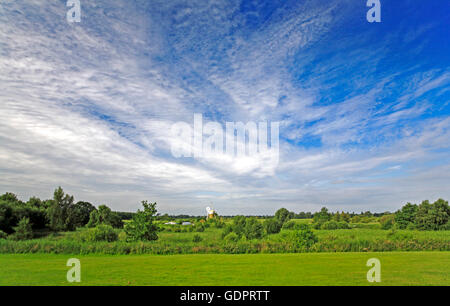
<box><xmin>223</xmin><ymin>232</ymin><xmax>239</xmax><ymax>243</ymax></box>
<box><xmin>294</xmin><ymin>225</ymin><xmax>317</xmax><ymax>249</ymax></box>
<box><xmin>0</xmin><ymin>199</ymin><xmax>47</xmax><ymax>234</ymax></box>
<box><xmin>415</xmin><ymin>199</ymin><xmax>449</xmax><ymax>231</ymax></box>
<box><xmin>264</xmin><ymin>218</ymin><xmax>282</xmax><ymax>234</ymax></box>
<box><xmin>282</xmin><ymin>220</ymin><xmax>299</xmax><ymax>230</ymax></box>
<box><xmin>231</xmin><ymin>216</ymin><xmax>247</xmax><ymax>237</ymax></box>
<box><xmin>395</xmin><ymin>199</ymin><xmax>450</xmax><ymax>231</ymax></box>
<box><xmin>0</xmin><ymin>193</ymin><xmax>19</xmax><ymax>203</ymax></box>
<box><xmin>79</xmin><ymin>225</ymin><xmax>118</xmax><ymax>242</ymax></box>
<box><xmin>87</xmin><ymin>205</ymin><xmax>123</xmax><ymax>229</ymax></box>
<box><xmin>194</xmin><ymin>223</ymin><xmax>205</xmax><ymax>232</ymax></box>
<box><xmin>10</xmin><ymin>217</ymin><xmax>33</xmax><ymax>241</ymax></box>
<box><xmin>320</xmin><ymin>220</ymin><xmax>350</xmax><ymax>230</ymax></box>
<box><xmin>395</xmin><ymin>203</ymin><xmax>418</xmax><ymax>229</ymax></box>
<box><xmin>320</xmin><ymin>220</ymin><xmax>338</xmax><ymax>230</ymax></box>
<box><xmin>0</xmin><ymin>230</ymin><xmax>7</xmax><ymax>239</ymax></box>
<box><xmin>124</xmin><ymin>201</ymin><xmax>159</xmax><ymax>242</ymax></box>
<box><xmin>47</xmin><ymin>187</ymin><xmax>75</xmax><ymax>231</ymax></box>
<box><xmin>274</xmin><ymin>208</ymin><xmax>292</xmax><ymax>224</ymax></box>
<box><xmin>192</xmin><ymin>234</ymin><xmax>202</xmax><ymax>243</ymax></box>
<box><xmin>243</xmin><ymin>218</ymin><xmax>264</xmax><ymax>240</ymax></box>
<box><xmin>380</xmin><ymin>214</ymin><xmax>395</xmax><ymax>230</ymax></box>
<box><xmin>313</xmin><ymin>207</ymin><xmax>331</xmax><ymax>228</ymax></box>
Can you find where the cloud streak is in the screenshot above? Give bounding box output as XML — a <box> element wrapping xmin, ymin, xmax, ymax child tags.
<box><xmin>0</xmin><ymin>0</ymin><xmax>449</xmax><ymax>214</ymax></box>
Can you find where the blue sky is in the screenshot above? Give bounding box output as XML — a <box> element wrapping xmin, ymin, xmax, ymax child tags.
<box><xmin>0</xmin><ymin>0</ymin><xmax>449</xmax><ymax>214</ymax></box>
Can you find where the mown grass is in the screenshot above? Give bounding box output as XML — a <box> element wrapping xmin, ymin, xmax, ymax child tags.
<box><xmin>0</xmin><ymin>252</ymin><xmax>448</xmax><ymax>286</ymax></box>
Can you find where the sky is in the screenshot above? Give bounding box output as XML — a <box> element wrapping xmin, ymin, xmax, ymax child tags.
<box><xmin>0</xmin><ymin>0</ymin><xmax>449</xmax><ymax>215</ymax></box>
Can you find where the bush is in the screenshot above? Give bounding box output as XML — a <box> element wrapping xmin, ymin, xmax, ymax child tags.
<box><xmin>282</xmin><ymin>220</ymin><xmax>298</xmax><ymax>230</ymax></box>
<box><xmin>193</xmin><ymin>234</ymin><xmax>202</xmax><ymax>243</ymax></box>
<box><xmin>80</xmin><ymin>225</ymin><xmax>118</xmax><ymax>242</ymax></box>
<box><xmin>195</xmin><ymin>224</ymin><xmax>205</xmax><ymax>232</ymax></box>
<box><xmin>118</xmin><ymin>231</ymin><xmax>127</xmax><ymax>241</ymax></box>
<box><xmin>223</xmin><ymin>232</ymin><xmax>239</xmax><ymax>243</ymax></box>
<box><xmin>124</xmin><ymin>201</ymin><xmax>159</xmax><ymax>242</ymax></box>
<box><xmin>321</xmin><ymin>220</ymin><xmax>338</xmax><ymax>230</ymax></box>
<box><xmin>264</xmin><ymin>218</ymin><xmax>282</xmax><ymax>234</ymax></box>
<box><xmin>0</xmin><ymin>230</ymin><xmax>7</xmax><ymax>239</ymax></box>
<box><xmin>10</xmin><ymin>217</ymin><xmax>33</xmax><ymax>241</ymax></box>
<box><xmin>380</xmin><ymin>214</ymin><xmax>395</xmax><ymax>230</ymax></box>
<box><xmin>243</xmin><ymin>218</ymin><xmax>264</xmax><ymax>240</ymax></box>
<box><xmin>294</xmin><ymin>225</ymin><xmax>317</xmax><ymax>249</ymax></box>
<box><xmin>337</xmin><ymin>221</ymin><xmax>350</xmax><ymax>229</ymax></box>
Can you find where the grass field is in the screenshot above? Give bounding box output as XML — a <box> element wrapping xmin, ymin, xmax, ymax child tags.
<box><xmin>0</xmin><ymin>252</ymin><xmax>449</xmax><ymax>286</ymax></box>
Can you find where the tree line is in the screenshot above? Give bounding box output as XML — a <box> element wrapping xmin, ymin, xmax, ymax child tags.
<box><xmin>0</xmin><ymin>187</ymin><xmax>159</xmax><ymax>241</ymax></box>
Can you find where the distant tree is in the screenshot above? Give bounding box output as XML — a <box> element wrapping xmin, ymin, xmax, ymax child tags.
<box><xmin>87</xmin><ymin>205</ymin><xmax>123</xmax><ymax>229</ymax></box>
<box><xmin>231</xmin><ymin>215</ymin><xmax>247</xmax><ymax>237</ymax></box>
<box><xmin>414</xmin><ymin>200</ymin><xmax>433</xmax><ymax>230</ymax></box>
<box><xmin>395</xmin><ymin>203</ymin><xmax>418</xmax><ymax>229</ymax></box>
<box><xmin>313</xmin><ymin>207</ymin><xmax>331</xmax><ymax>227</ymax></box>
<box><xmin>47</xmin><ymin>187</ymin><xmax>75</xmax><ymax>231</ymax></box>
<box><xmin>0</xmin><ymin>193</ymin><xmax>19</xmax><ymax>203</ymax></box>
<box><xmin>263</xmin><ymin>218</ymin><xmax>282</xmax><ymax>234</ymax></box>
<box><xmin>243</xmin><ymin>217</ymin><xmax>264</xmax><ymax>240</ymax></box>
<box><xmin>26</xmin><ymin>197</ymin><xmax>43</xmax><ymax>208</ymax></box>
<box><xmin>125</xmin><ymin>201</ymin><xmax>159</xmax><ymax>242</ymax></box>
<box><xmin>429</xmin><ymin>199</ymin><xmax>450</xmax><ymax>230</ymax></box>
<box><xmin>275</xmin><ymin>208</ymin><xmax>292</xmax><ymax>224</ymax></box>
<box><xmin>66</xmin><ymin>201</ymin><xmax>96</xmax><ymax>230</ymax></box>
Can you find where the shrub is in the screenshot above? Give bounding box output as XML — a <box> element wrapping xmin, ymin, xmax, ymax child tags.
<box><xmin>223</xmin><ymin>232</ymin><xmax>239</xmax><ymax>243</ymax></box>
<box><xmin>195</xmin><ymin>224</ymin><xmax>205</xmax><ymax>232</ymax></box>
<box><xmin>10</xmin><ymin>217</ymin><xmax>33</xmax><ymax>241</ymax></box>
<box><xmin>321</xmin><ymin>220</ymin><xmax>338</xmax><ymax>230</ymax></box>
<box><xmin>124</xmin><ymin>201</ymin><xmax>159</xmax><ymax>242</ymax></box>
<box><xmin>282</xmin><ymin>220</ymin><xmax>298</xmax><ymax>230</ymax></box>
<box><xmin>406</xmin><ymin>223</ymin><xmax>416</xmax><ymax>230</ymax></box>
<box><xmin>337</xmin><ymin>221</ymin><xmax>350</xmax><ymax>229</ymax></box>
<box><xmin>294</xmin><ymin>225</ymin><xmax>317</xmax><ymax>249</ymax></box>
<box><xmin>264</xmin><ymin>218</ymin><xmax>282</xmax><ymax>234</ymax></box>
<box><xmin>118</xmin><ymin>231</ymin><xmax>127</xmax><ymax>241</ymax></box>
<box><xmin>193</xmin><ymin>234</ymin><xmax>202</xmax><ymax>243</ymax></box>
<box><xmin>380</xmin><ymin>214</ymin><xmax>395</xmax><ymax>230</ymax></box>
<box><xmin>0</xmin><ymin>230</ymin><xmax>7</xmax><ymax>239</ymax></box>
<box><xmin>81</xmin><ymin>225</ymin><xmax>118</xmax><ymax>242</ymax></box>
<box><xmin>243</xmin><ymin>218</ymin><xmax>264</xmax><ymax>240</ymax></box>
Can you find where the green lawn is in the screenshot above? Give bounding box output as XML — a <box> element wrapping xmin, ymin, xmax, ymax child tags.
<box><xmin>0</xmin><ymin>252</ymin><xmax>448</xmax><ymax>286</ymax></box>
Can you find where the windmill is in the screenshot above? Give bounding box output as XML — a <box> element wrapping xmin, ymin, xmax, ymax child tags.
<box><xmin>206</xmin><ymin>206</ymin><xmax>216</xmax><ymax>219</ymax></box>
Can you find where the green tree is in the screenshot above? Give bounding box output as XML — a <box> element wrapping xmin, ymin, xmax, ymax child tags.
<box><xmin>87</xmin><ymin>205</ymin><xmax>123</xmax><ymax>228</ymax></box>
<box><xmin>395</xmin><ymin>203</ymin><xmax>418</xmax><ymax>229</ymax></box>
<box><xmin>313</xmin><ymin>207</ymin><xmax>331</xmax><ymax>228</ymax></box>
<box><xmin>263</xmin><ymin>218</ymin><xmax>282</xmax><ymax>234</ymax></box>
<box><xmin>0</xmin><ymin>192</ymin><xmax>19</xmax><ymax>203</ymax></box>
<box><xmin>125</xmin><ymin>201</ymin><xmax>159</xmax><ymax>242</ymax></box>
<box><xmin>231</xmin><ymin>215</ymin><xmax>247</xmax><ymax>237</ymax></box>
<box><xmin>47</xmin><ymin>187</ymin><xmax>75</xmax><ymax>231</ymax></box>
<box><xmin>415</xmin><ymin>200</ymin><xmax>432</xmax><ymax>230</ymax></box>
<box><xmin>427</xmin><ymin>199</ymin><xmax>450</xmax><ymax>230</ymax></box>
<box><xmin>11</xmin><ymin>217</ymin><xmax>33</xmax><ymax>240</ymax></box>
<box><xmin>243</xmin><ymin>217</ymin><xmax>264</xmax><ymax>240</ymax></box>
<box><xmin>275</xmin><ymin>208</ymin><xmax>292</xmax><ymax>224</ymax></box>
